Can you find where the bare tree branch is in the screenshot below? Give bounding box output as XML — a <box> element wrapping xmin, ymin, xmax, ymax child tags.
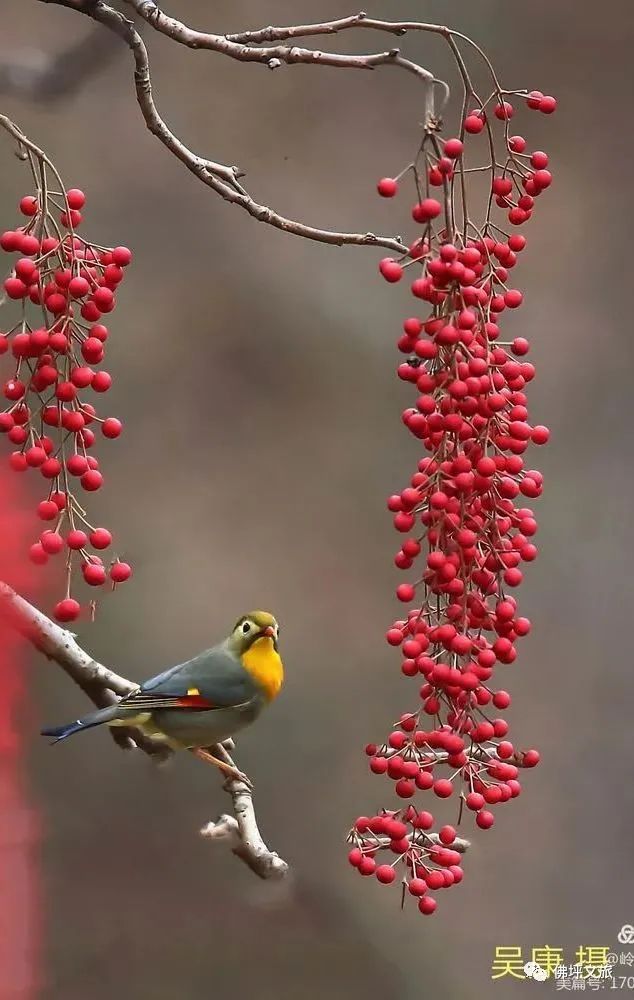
<box><xmin>21</xmin><ymin>3</ymin><xmax>513</xmax><ymax>255</ymax></box>
<box><xmin>36</xmin><ymin>0</ymin><xmax>454</xmax><ymax>253</ymax></box>
<box><xmin>224</xmin><ymin>14</ymin><xmax>436</xmax><ymax>46</ymax></box>
<box><xmin>0</xmin><ymin>580</ymin><xmax>288</xmax><ymax>879</ymax></box>
<box><xmin>124</xmin><ymin>2</ymin><xmax>438</xmax><ymax>89</ymax></box>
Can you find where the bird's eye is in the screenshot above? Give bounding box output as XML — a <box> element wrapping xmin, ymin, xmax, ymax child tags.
<box><xmin>242</xmin><ymin>621</ymin><xmax>251</xmax><ymax>634</ymax></box>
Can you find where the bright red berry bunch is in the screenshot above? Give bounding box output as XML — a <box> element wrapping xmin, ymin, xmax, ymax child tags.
<box><xmin>348</xmin><ymin>88</ymin><xmax>554</xmax><ymax>913</ymax></box>
<box><xmin>0</xmin><ymin>187</ymin><xmax>132</xmax><ymax>623</ymax></box>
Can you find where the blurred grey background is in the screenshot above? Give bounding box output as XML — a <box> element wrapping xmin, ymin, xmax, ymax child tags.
<box><xmin>1</xmin><ymin>1</ymin><xmax>633</xmax><ymax>997</ymax></box>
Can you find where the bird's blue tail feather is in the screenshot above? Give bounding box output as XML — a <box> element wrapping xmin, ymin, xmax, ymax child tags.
<box><xmin>41</xmin><ymin>705</ymin><xmax>117</xmax><ymax>744</ymax></box>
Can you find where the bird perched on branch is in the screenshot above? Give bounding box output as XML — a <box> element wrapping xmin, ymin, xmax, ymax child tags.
<box><xmin>41</xmin><ymin>611</ymin><xmax>283</xmax><ymax>784</ymax></box>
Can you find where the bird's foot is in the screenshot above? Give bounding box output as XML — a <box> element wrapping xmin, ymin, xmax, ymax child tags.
<box><xmin>223</xmin><ymin>766</ymin><xmax>253</xmax><ymax>789</ymax></box>
<box><xmin>192</xmin><ymin>747</ymin><xmax>253</xmax><ymax>788</ymax></box>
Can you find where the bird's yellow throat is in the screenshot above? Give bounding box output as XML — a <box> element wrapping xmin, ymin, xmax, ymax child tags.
<box><xmin>242</xmin><ymin>636</ymin><xmax>284</xmax><ymax>701</ymax></box>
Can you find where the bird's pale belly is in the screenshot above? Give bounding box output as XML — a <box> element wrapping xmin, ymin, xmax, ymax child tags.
<box><xmin>113</xmin><ymin>702</ymin><xmax>262</xmax><ymax>750</ymax></box>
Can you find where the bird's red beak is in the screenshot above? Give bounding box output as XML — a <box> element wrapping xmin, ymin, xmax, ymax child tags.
<box><xmin>261</xmin><ymin>625</ymin><xmax>275</xmax><ymax>638</ymax></box>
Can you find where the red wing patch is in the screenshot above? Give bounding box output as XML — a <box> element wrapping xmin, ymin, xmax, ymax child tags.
<box><xmin>120</xmin><ymin>692</ymin><xmax>216</xmax><ymax>711</ymax></box>
<box><xmin>174</xmin><ymin>694</ymin><xmax>215</xmax><ymax>708</ymax></box>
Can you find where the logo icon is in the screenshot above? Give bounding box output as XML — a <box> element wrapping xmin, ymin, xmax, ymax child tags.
<box><xmin>524</xmin><ymin>961</ymin><xmax>547</xmax><ymax>981</ymax></box>
<box><xmin>618</xmin><ymin>926</ymin><xmax>634</xmax><ymax>945</ymax></box>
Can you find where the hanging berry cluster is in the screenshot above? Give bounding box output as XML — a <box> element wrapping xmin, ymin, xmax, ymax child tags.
<box><xmin>0</xmin><ymin>182</ymin><xmax>132</xmax><ymax>624</ymax></box>
<box><xmin>347</xmin><ymin>85</ymin><xmax>556</xmax><ymax>914</ymax></box>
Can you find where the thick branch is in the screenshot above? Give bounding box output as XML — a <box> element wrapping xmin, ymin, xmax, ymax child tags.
<box><xmin>0</xmin><ymin>580</ymin><xmax>287</xmax><ymax>878</ymax></box>
<box><xmin>0</xmin><ymin>581</ymin><xmax>134</xmax><ymax>695</ymax></box>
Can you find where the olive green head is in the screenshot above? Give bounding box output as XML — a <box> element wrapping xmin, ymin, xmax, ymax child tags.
<box><xmin>227</xmin><ymin>610</ymin><xmax>280</xmax><ymax>656</ymax></box>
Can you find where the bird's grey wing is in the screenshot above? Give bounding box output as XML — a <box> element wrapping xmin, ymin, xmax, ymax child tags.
<box><xmin>120</xmin><ymin>646</ymin><xmax>256</xmax><ymax>710</ymax></box>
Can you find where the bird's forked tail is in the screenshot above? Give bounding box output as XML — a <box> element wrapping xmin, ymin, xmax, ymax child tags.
<box><xmin>41</xmin><ymin>705</ymin><xmax>118</xmax><ymax>744</ymax></box>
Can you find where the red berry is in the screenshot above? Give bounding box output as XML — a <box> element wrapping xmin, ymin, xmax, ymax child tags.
<box><xmin>60</xmin><ymin>209</ymin><xmax>82</xmax><ymax>229</ymax></box>
<box><xmin>112</xmin><ymin>246</ymin><xmax>132</xmax><ymax>267</ymax></box>
<box><xmin>40</xmin><ymin>531</ymin><xmax>64</xmax><ymax>555</ymax></box>
<box><xmin>81</xmin><ymin>301</ymin><xmax>101</xmax><ymax>322</ymax></box>
<box><xmin>375</xmin><ymin>865</ymin><xmax>395</xmax><ymax>884</ymax></box>
<box><xmin>408</xmin><ymin>878</ymin><xmax>427</xmax><ymax>897</ymax></box>
<box><xmin>396</xmin><ymin>583</ymin><xmax>415</xmax><ymax>602</ymax></box>
<box><xmin>531</xmin><ymin>151</ymin><xmax>549</xmax><ymax>169</ymax></box>
<box><xmin>81</xmin><ymin>337</ymin><xmax>104</xmax><ymax>363</ymax></box>
<box><xmin>40</xmin><ymin>457</ymin><xmax>62</xmax><ymax>479</ymax></box>
<box><xmin>91</xmin><ymin>371</ymin><xmax>112</xmax><ymax>392</ymax></box>
<box><xmin>504</xmin><ymin>289</ymin><xmax>523</xmax><ymax>308</ymax></box>
<box><xmin>358</xmin><ymin>857</ymin><xmax>376</xmax><ymax>876</ymax></box>
<box><xmin>443</xmin><ymin>138</ymin><xmax>463</xmax><ymax>159</ymax></box>
<box><xmin>110</xmin><ymin>561</ymin><xmax>132</xmax><ymax>583</ymax></box>
<box><xmin>65</xmin><ymin>188</ymin><xmax>86</xmax><ymax>210</ymax></box>
<box><xmin>418</xmin><ymin>896</ymin><xmax>437</xmax><ymax>915</ymax></box>
<box><xmin>71</xmin><ymin>366</ymin><xmax>94</xmax><ymax>389</ymax></box>
<box><xmin>433</xmin><ymin>779</ymin><xmax>453</xmax><ymax>798</ymax></box>
<box><xmin>476</xmin><ymin>809</ymin><xmax>495</xmax><ymax>829</ymax></box>
<box><xmin>0</xmin><ymin>230</ymin><xmax>20</xmax><ymax>251</ymax></box>
<box><xmin>69</xmin><ymin>276</ymin><xmax>90</xmax><ymax>299</ymax></box>
<box><xmin>377</xmin><ymin>177</ymin><xmax>398</xmax><ymax>198</ymax></box>
<box><xmin>4</xmin><ymin>379</ymin><xmax>25</xmax><ymax>401</ymax></box>
<box><xmin>492</xmin><ymin>177</ymin><xmax>513</xmax><ymax>197</ymax></box>
<box><xmin>412</xmin><ymin>198</ymin><xmax>441</xmax><ymax>223</ymax></box>
<box><xmin>54</xmin><ymin>598</ymin><xmax>81</xmax><ymax>623</ymax></box>
<box><xmin>90</xmin><ymin>528</ymin><xmax>112</xmax><ymax>549</ymax></box>
<box><xmin>9</xmin><ymin>451</ymin><xmax>27</xmax><ymax>472</ymax></box>
<box><xmin>379</xmin><ymin>258</ymin><xmax>403</xmax><ymax>283</ymax></box>
<box><xmin>8</xmin><ymin>427</ymin><xmax>28</xmax><ymax>445</ymax></box>
<box><xmin>90</xmin><ymin>324</ymin><xmax>109</xmax><ymax>343</ymax></box>
<box><xmin>93</xmin><ymin>286</ymin><xmax>114</xmax><ymax>311</ymax></box>
<box><xmin>66</xmin><ymin>454</ymin><xmax>89</xmax><ymax>477</ymax></box>
<box><xmin>4</xmin><ymin>277</ymin><xmax>27</xmax><ymax>299</ymax></box>
<box><xmin>83</xmin><ymin>562</ymin><xmax>107</xmax><ymax>586</ymax></box>
<box><xmin>395</xmin><ymin>778</ymin><xmax>415</xmax><ymax>798</ymax></box>
<box><xmin>15</xmin><ymin>257</ymin><xmax>37</xmax><ymax>281</ymax></box>
<box><xmin>25</xmin><ymin>446</ymin><xmax>46</xmax><ymax>467</ymax></box>
<box><xmin>369</xmin><ymin>756</ymin><xmax>388</xmax><ymax>774</ymax></box>
<box><xmin>464</xmin><ymin>114</ymin><xmax>484</xmax><ymax>134</ymax></box>
<box><xmin>67</xmin><ymin>529</ymin><xmax>88</xmax><ymax>550</ymax></box>
<box><xmin>29</xmin><ymin>542</ymin><xmax>48</xmax><ymax>566</ymax></box>
<box><xmin>37</xmin><ymin>500</ymin><xmax>58</xmax><ymax>521</ymax></box>
<box><xmin>20</xmin><ymin>235</ymin><xmax>40</xmax><ymax>256</ymax></box>
<box><xmin>494</xmin><ymin>101</ymin><xmax>514</xmax><ymax>120</ymax></box>
<box><xmin>539</xmin><ymin>95</ymin><xmax>557</xmax><ymax>114</ymax></box>
<box><xmin>81</xmin><ymin>469</ymin><xmax>103</xmax><ymax>491</ymax></box>
<box><xmin>19</xmin><ymin>196</ymin><xmax>38</xmax><ymax>217</ymax></box>
<box><xmin>466</xmin><ymin>792</ymin><xmax>485</xmax><ymax>811</ymax></box>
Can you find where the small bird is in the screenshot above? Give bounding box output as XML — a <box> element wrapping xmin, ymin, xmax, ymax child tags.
<box><xmin>41</xmin><ymin>611</ymin><xmax>283</xmax><ymax>784</ymax></box>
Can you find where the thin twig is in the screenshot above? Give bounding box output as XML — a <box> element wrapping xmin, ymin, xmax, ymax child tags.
<box><xmin>0</xmin><ymin>579</ymin><xmax>288</xmax><ymax>879</ymax></box>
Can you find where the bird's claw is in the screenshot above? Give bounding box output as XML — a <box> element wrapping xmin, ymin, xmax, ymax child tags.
<box><xmin>225</xmin><ymin>767</ymin><xmax>253</xmax><ymax>790</ymax></box>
